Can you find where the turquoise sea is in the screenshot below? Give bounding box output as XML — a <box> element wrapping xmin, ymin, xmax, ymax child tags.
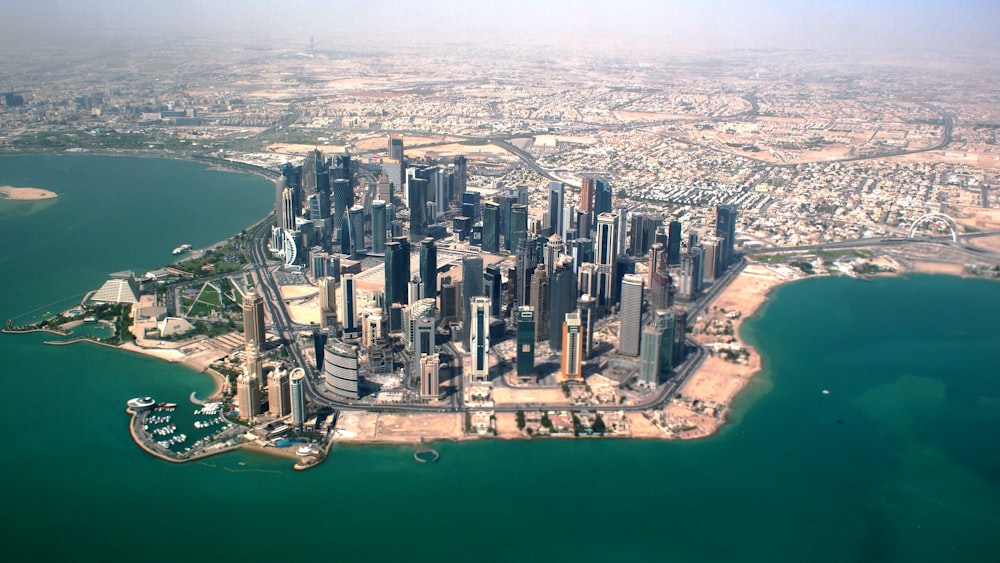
<box><xmin>1</xmin><ymin>155</ymin><xmax>999</xmax><ymax>562</ymax></box>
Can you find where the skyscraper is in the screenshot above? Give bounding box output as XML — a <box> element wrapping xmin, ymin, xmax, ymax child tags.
<box><xmin>339</xmin><ymin>273</ymin><xmax>357</xmax><ymax>332</ymax></box>
<box><xmin>469</xmin><ymin>297</ymin><xmax>491</xmax><ymax>383</ymax></box>
<box><xmin>331</xmin><ymin>178</ymin><xmax>353</xmax><ymax>234</ymax></box>
<box><xmin>243</xmin><ymin>289</ymin><xmax>266</xmax><ymax>353</ymax></box>
<box><xmin>516</xmin><ymin>306</ymin><xmax>535</xmax><ymax>380</ymax></box>
<box><xmin>595</xmin><ymin>212</ymin><xmax>618</xmax><ymax>311</ymax></box>
<box><xmin>461</xmin><ymin>255</ymin><xmax>484</xmax><ymax>344</ymax></box>
<box><xmin>319</xmin><ymin>276</ymin><xmax>337</xmax><ymax>328</ymax></box>
<box><xmin>667</xmin><ymin>220</ymin><xmax>682</xmax><ymax>265</ymax></box>
<box><xmin>716</xmin><ymin>204</ymin><xmax>738</xmax><ymax>271</ymax></box>
<box><xmin>388</xmin><ymin>136</ymin><xmax>404</xmax><ymax>161</ymax></box>
<box><xmin>548</xmin><ymin>258</ymin><xmax>575</xmax><ymax>348</ymax></box>
<box><xmin>529</xmin><ymin>263</ymin><xmax>550</xmax><ymax>343</ymax></box>
<box><xmin>639</xmin><ymin>327</ymin><xmax>663</xmax><ymax>387</ymax></box>
<box><xmin>619</xmin><ymin>274</ymin><xmax>645</xmax><ymax>356</ymax></box>
<box><xmin>348</xmin><ymin>204</ymin><xmax>365</xmax><ymax>258</ymax></box>
<box><xmin>482</xmin><ymin>201</ymin><xmax>500</xmax><ymax>253</ymax></box>
<box><xmin>561</xmin><ymin>312</ymin><xmax>583</xmax><ymax>381</ymax></box>
<box><xmin>420</xmin><ymin>238</ymin><xmax>437</xmax><ymax>301</ymax></box>
<box><xmin>268</xmin><ymin>367</ymin><xmax>291</xmax><ymax>417</ymax></box>
<box><xmin>577</xmin><ymin>294</ymin><xmax>596</xmax><ymax>359</ymax></box>
<box><xmin>419</xmin><ymin>353</ymin><xmax>440</xmax><ymax>399</ymax></box>
<box><xmin>508</xmin><ymin>204</ymin><xmax>528</xmax><ymax>253</ymax></box>
<box><xmin>547</xmin><ymin>181</ymin><xmax>564</xmax><ymax>237</ymax></box>
<box><xmin>281</xmin><ymin>186</ymin><xmax>297</xmax><ymax>231</ymax></box>
<box><xmin>236</xmin><ymin>371</ymin><xmax>260</xmax><ymax>422</ymax></box>
<box><xmin>289</xmin><ymin>368</ymin><xmax>306</xmax><ymax>426</ymax></box>
<box><xmin>594</xmin><ymin>178</ymin><xmax>612</xmax><ymax>216</ymax></box>
<box><xmin>384</xmin><ymin>237</ymin><xmax>411</xmax><ymax>309</ymax></box>
<box><xmin>408</xmin><ymin>177</ymin><xmax>428</xmax><ymax>241</ymax></box>
<box><xmin>484</xmin><ymin>264</ymin><xmax>503</xmax><ymax>319</ymax></box>
<box><xmin>579</xmin><ymin>177</ymin><xmax>595</xmax><ymax>214</ymax></box>
<box><xmin>413</xmin><ymin>316</ymin><xmax>436</xmax><ymax>361</ymax></box>
<box><xmin>453</xmin><ymin>155</ymin><xmax>467</xmax><ymax>203</ymax></box>
<box><xmin>371</xmin><ymin>200</ymin><xmax>387</xmax><ymax>255</ymax></box>
<box><xmin>323</xmin><ymin>339</ymin><xmax>361</xmax><ymax>400</ymax></box>
<box><xmin>515</xmin><ymin>234</ymin><xmax>538</xmax><ymax>309</ymax></box>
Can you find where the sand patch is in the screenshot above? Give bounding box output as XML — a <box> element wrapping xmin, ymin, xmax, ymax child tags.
<box><xmin>0</xmin><ymin>186</ymin><xmax>58</xmax><ymax>200</ymax></box>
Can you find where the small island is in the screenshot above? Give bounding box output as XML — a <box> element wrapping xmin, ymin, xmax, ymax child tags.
<box><xmin>0</xmin><ymin>186</ymin><xmax>59</xmax><ymax>200</ymax></box>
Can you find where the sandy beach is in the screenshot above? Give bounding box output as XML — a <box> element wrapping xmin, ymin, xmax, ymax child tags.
<box><xmin>0</xmin><ymin>186</ymin><xmax>58</xmax><ymax>200</ymax></box>
<box><xmin>671</xmin><ymin>263</ymin><xmax>799</xmax><ymax>437</ymax></box>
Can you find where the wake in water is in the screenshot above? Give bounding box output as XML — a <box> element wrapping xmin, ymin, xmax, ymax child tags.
<box><xmin>885</xmin><ymin>475</ymin><xmax>1000</xmax><ymax>525</ymax></box>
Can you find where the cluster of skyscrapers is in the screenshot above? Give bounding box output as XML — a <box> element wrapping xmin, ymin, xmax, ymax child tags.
<box><xmin>265</xmin><ymin>136</ymin><xmax>740</xmax><ymax>405</ymax></box>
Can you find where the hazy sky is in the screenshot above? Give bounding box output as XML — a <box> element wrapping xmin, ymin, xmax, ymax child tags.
<box><xmin>2</xmin><ymin>0</ymin><xmax>998</xmax><ymax>53</ymax></box>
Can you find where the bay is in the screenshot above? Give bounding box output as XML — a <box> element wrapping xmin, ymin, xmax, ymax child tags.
<box><xmin>1</xmin><ymin>155</ymin><xmax>999</xmax><ymax>562</ymax></box>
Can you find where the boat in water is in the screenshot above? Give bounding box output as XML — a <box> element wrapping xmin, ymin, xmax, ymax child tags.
<box><xmin>171</xmin><ymin>244</ymin><xmax>192</xmax><ymax>255</ymax></box>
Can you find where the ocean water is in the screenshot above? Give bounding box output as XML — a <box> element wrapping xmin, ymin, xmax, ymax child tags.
<box><xmin>1</xmin><ymin>155</ymin><xmax>999</xmax><ymax>562</ymax></box>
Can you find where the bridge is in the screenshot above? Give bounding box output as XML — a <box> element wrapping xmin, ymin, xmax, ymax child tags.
<box><xmin>908</xmin><ymin>213</ymin><xmax>959</xmax><ymax>242</ymax></box>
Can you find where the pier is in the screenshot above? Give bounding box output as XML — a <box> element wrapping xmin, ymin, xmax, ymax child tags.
<box><xmin>413</xmin><ymin>438</ymin><xmax>440</xmax><ymax>463</ymax></box>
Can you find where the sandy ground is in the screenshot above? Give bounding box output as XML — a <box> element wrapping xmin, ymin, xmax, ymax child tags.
<box><xmin>0</xmin><ymin>186</ymin><xmax>58</xmax><ymax>200</ymax></box>
<box><xmin>908</xmin><ymin>261</ymin><xmax>966</xmax><ymax>275</ymax></box>
<box><xmin>278</xmin><ymin>285</ymin><xmax>320</xmax><ymax>325</ymax></box>
<box><xmin>494</xmin><ymin>412</ymin><xmax>521</xmax><ymax>438</ymax></box>
<box><xmin>333</xmin><ymin>411</ymin><xmax>464</xmax><ymax>443</ymax></box>
<box><xmin>491</xmin><ymin>386</ymin><xmax>568</xmax><ymax>406</ymax></box>
<box><xmin>626</xmin><ymin>412</ymin><xmax>669</xmax><ymax>438</ymax></box>
<box><xmin>676</xmin><ymin>264</ymin><xmax>792</xmax><ymax>434</ymax></box>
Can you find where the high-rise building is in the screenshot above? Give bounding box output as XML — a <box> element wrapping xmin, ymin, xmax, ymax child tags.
<box><xmin>484</xmin><ymin>264</ymin><xmax>503</xmax><ymax>319</ymax></box>
<box><xmin>548</xmin><ymin>258</ymin><xmax>575</xmax><ymax>348</ymax></box>
<box><xmin>594</xmin><ymin>178</ymin><xmax>612</xmax><ymax>216</ymax></box>
<box><xmin>420</xmin><ymin>238</ymin><xmax>437</xmax><ymax>301</ymax></box>
<box><xmin>580</xmin><ymin>177</ymin><xmax>595</xmax><ymax>214</ymax></box>
<box><xmin>672</xmin><ymin>308</ymin><xmax>688</xmax><ymax>367</ymax></box>
<box><xmin>289</xmin><ymin>368</ymin><xmax>306</xmax><ymax>426</ymax></box>
<box><xmin>516</xmin><ymin>306</ymin><xmax>535</xmax><ymax>380</ymax></box>
<box><xmin>323</xmin><ymin>339</ymin><xmax>361</xmax><ymax>400</ymax></box>
<box><xmin>577</xmin><ymin>294</ymin><xmax>597</xmax><ymax>359</ymax></box>
<box><xmin>268</xmin><ymin>367</ymin><xmax>291</xmax><ymax>416</ymax></box>
<box><xmin>236</xmin><ymin>371</ymin><xmax>260</xmax><ymax>421</ymax></box>
<box><xmin>469</xmin><ymin>297</ymin><xmax>491</xmax><ymax>383</ymax></box>
<box><xmin>482</xmin><ymin>201</ymin><xmax>500</xmax><ymax>253</ymax></box>
<box><xmin>339</xmin><ymin>273</ymin><xmax>357</xmax><ymax>332</ymax></box>
<box><xmin>529</xmin><ymin>263</ymin><xmax>550</xmax><ymax>343</ymax></box>
<box><xmin>371</xmin><ymin>200</ymin><xmax>387</xmax><ymax>255</ymax></box>
<box><xmin>667</xmin><ymin>220</ymin><xmax>682</xmax><ymax>265</ymax></box>
<box><xmin>453</xmin><ymin>155</ymin><xmax>467</xmax><ymax>203</ymax></box>
<box><xmin>619</xmin><ymin>274</ymin><xmax>645</xmax><ymax>356</ymax></box>
<box><xmin>331</xmin><ymin>178</ymin><xmax>353</xmax><ymax>234</ymax></box>
<box><xmin>388</xmin><ymin>136</ymin><xmax>404</xmax><ymax>161</ymax></box>
<box><xmin>515</xmin><ymin>234</ymin><xmax>538</xmax><ymax>309</ymax></box>
<box><xmin>508</xmin><ymin>204</ymin><xmax>528</xmax><ymax>253</ymax></box>
<box><xmin>377</xmin><ymin>173</ymin><xmax>392</xmax><ymax>204</ymax></box>
<box><xmin>439</xmin><ymin>277</ymin><xmax>460</xmax><ymax>324</ymax></box>
<box><xmin>280</xmin><ymin>186</ymin><xmax>297</xmax><ymax>232</ymax></box>
<box><xmin>716</xmin><ymin>204</ymin><xmax>738</xmax><ymax>271</ymax></box>
<box><xmin>561</xmin><ymin>312</ymin><xmax>583</xmax><ymax>381</ymax></box>
<box><xmin>547</xmin><ymin>182</ymin><xmax>564</xmax><ymax>237</ymax></box>
<box><xmin>639</xmin><ymin>327</ymin><xmax>663</xmax><ymax>387</ymax></box>
<box><xmin>653</xmin><ymin>309</ymin><xmax>676</xmax><ymax>371</ymax></box>
<box><xmin>595</xmin><ymin>212</ymin><xmax>618</xmax><ymax>311</ymax></box>
<box><xmin>384</xmin><ymin>237</ymin><xmax>411</xmax><ymax>309</ymax></box>
<box><xmin>319</xmin><ymin>276</ymin><xmax>337</xmax><ymax>328</ymax></box>
<box><xmin>461</xmin><ymin>255</ymin><xmax>484</xmax><ymax>344</ymax></box>
<box><xmin>578</xmin><ymin>262</ymin><xmax>598</xmax><ymax>300</ymax></box>
<box><xmin>419</xmin><ymin>353</ymin><xmax>440</xmax><ymax>399</ymax></box>
<box><xmin>702</xmin><ymin>236</ymin><xmax>720</xmax><ymax>282</ymax></box>
<box><xmin>407</xmin><ymin>177</ymin><xmax>428</xmax><ymax>241</ymax></box>
<box><xmin>243</xmin><ymin>289</ymin><xmax>266</xmax><ymax>353</ymax></box>
<box><xmin>678</xmin><ymin>251</ymin><xmax>696</xmax><ymax>300</ymax></box>
<box><xmin>348</xmin><ymin>205</ymin><xmax>365</xmax><ymax>258</ymax></box>
<box><xmin>413</xmin><ymin>316</ymin><xmax>436</xmax><ymax>361</ymax></box>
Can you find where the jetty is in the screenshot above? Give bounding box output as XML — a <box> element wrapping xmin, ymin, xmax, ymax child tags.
<box><xmin>413</xmin><ymin>438</ymin><xmax>440</xmax><ymax>463</ymax></box>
